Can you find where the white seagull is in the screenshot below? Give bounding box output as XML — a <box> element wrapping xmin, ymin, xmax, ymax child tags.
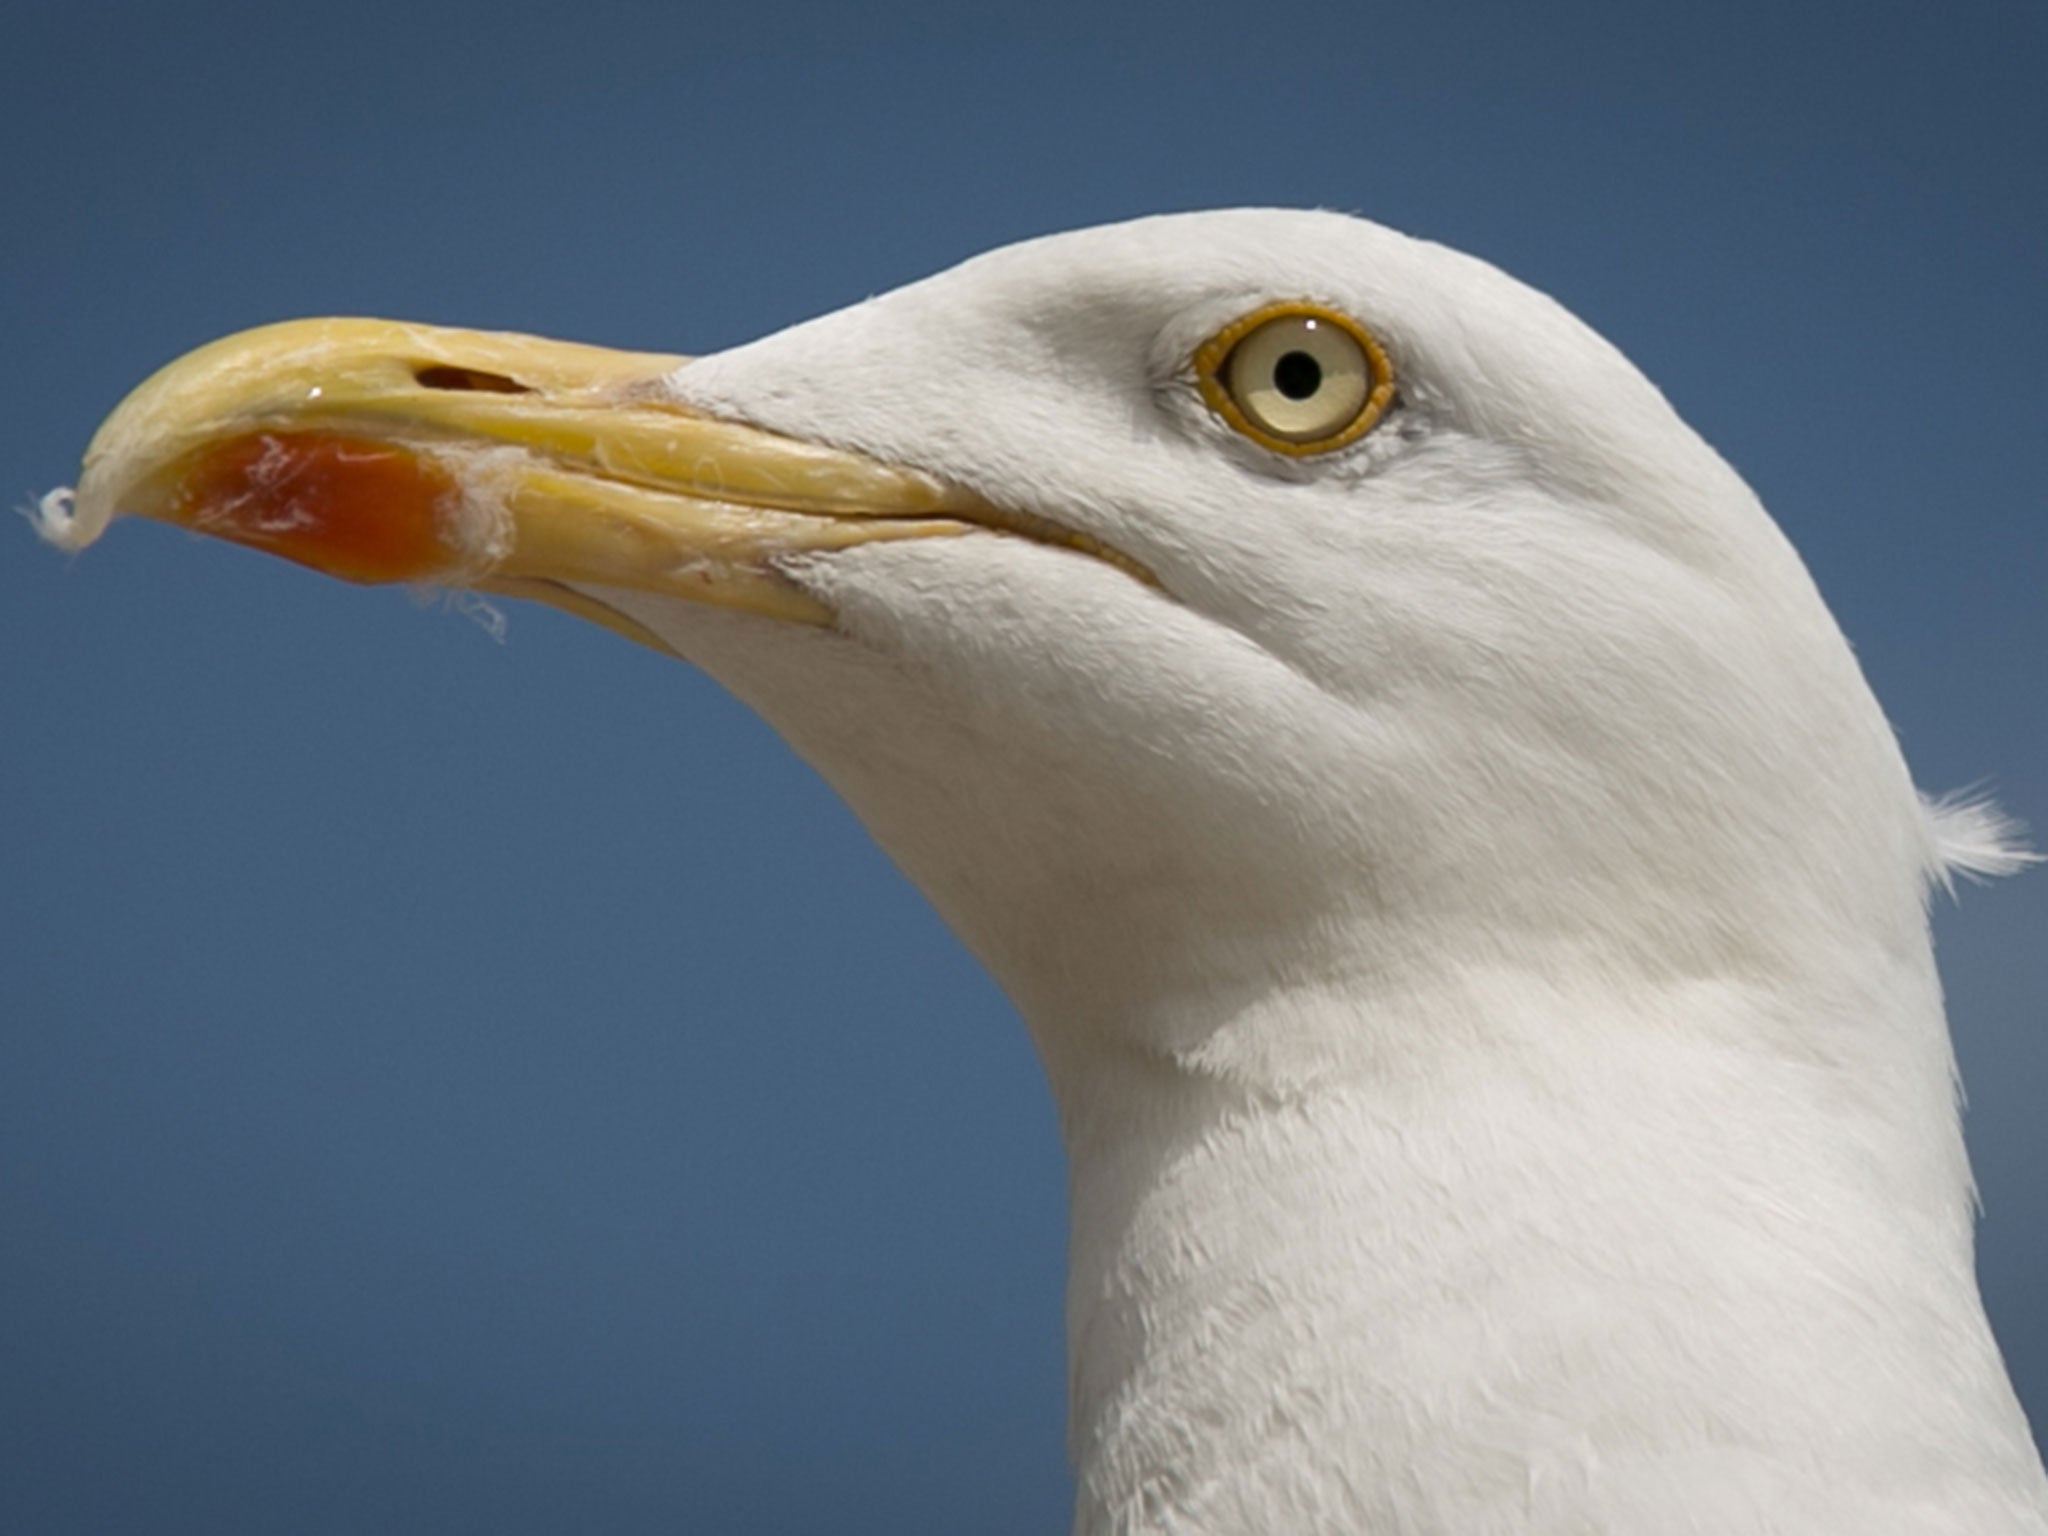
<box><xmin>41</xmin><ymin>209</ymin><xmax>2047</xmax><ymax>1534</ymax></box>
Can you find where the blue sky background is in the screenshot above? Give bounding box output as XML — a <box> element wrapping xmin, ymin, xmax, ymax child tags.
<box><xmin>3</xmin><ymin>2</ymin><xmax>2042</xmax><ymax>1531</ymax></box>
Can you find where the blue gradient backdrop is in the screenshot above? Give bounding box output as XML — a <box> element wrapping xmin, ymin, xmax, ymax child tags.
<box><xmin>3</xmin><ymin>3</ymin><xmax>2042</xmax><ymax>1532</ymax></box>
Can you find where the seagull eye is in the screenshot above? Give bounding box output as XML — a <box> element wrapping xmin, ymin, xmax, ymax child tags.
<box><xmin>1195</xmin><ymin>303</ymin><xmax>1395</xmax><ymax>455</ymax></box>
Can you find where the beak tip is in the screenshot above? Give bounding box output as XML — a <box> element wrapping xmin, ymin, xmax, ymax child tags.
<box><xmin>29</xmin><ymin>484</ymin><xmax>112</xmax><ymax>553</ymax></box>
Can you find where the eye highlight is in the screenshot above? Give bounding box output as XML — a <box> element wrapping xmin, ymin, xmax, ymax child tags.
<box><xmin>1195</xmin><ymin>302</ymin><xmax>1395</xmax><ymax>455</ymax></box>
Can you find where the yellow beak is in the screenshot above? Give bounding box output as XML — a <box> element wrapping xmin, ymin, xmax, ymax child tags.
<box><xmin>57</xmin><ymin>317</ymin><xmax>1027</xmax><ymax>650</ymax></box>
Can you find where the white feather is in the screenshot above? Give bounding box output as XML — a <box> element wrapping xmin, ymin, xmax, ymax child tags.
<box><xmin>1925</xmin><ymin>789</ymin><xmax>2042</xmax><ymax>893</ymax></box>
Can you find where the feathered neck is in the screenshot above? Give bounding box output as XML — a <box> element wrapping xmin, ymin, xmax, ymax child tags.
<box><xmin>1044</xmin><ymin>950</ymin><xmax>2048</xmax><ymax>1535</ymax></box>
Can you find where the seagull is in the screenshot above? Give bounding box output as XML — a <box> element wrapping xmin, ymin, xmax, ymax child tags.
<box><xmin>40</xmin><ymin>209</ymin><xmax>2048</xmax><ymax>1533</ymax></box>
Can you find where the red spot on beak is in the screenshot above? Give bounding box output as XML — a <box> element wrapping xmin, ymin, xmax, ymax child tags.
<box><xmin>166</xmin><ymin>432</ymin><xmax>468</xmax><ymax>585</ymax></box>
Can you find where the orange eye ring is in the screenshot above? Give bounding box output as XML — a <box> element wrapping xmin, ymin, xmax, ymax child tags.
<box><xmin>1195</xmin><ymin>302</ymin><xmax>1395</xmax><ymax>456</ymax></box>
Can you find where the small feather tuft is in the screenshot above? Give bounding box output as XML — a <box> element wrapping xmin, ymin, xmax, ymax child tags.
<box><xmin>25</xmin><ymin>487</ymin><xmax>92</xmax><ymax>551</ymax></box>
<box><xmin>1922</xmin><ymin>789</ymin><xmax>2042</xmax><ymax>897</ymax></box>
<box><xmin>408</xmin><ymin>583</ymin><xmax>511</xmax><ymax>644</ymax></box>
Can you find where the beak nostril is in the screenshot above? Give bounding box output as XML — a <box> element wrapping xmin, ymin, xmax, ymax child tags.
<box><xmin>412</xmin><ymin>364</ymin><xmax>532</xmax><ymax>395</ymax></box>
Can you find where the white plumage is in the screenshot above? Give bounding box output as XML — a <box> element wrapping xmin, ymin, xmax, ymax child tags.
<box><xmin>47</xmin><ymin>209</ymin><xmax>2047</xmax><ymax>1533</ymax></box>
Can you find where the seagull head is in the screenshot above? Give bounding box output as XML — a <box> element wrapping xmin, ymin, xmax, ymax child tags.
<box><xmin>47</xmin><ymin>209</ymin><xmax>1936</xmax><ymax>1064</ymax></box>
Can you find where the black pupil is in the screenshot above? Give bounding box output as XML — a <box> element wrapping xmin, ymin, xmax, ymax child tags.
<box><xmin>1273</xmin><ymin>350</ymin><xmax>1322</xmax><ymax>400</ymax></box>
